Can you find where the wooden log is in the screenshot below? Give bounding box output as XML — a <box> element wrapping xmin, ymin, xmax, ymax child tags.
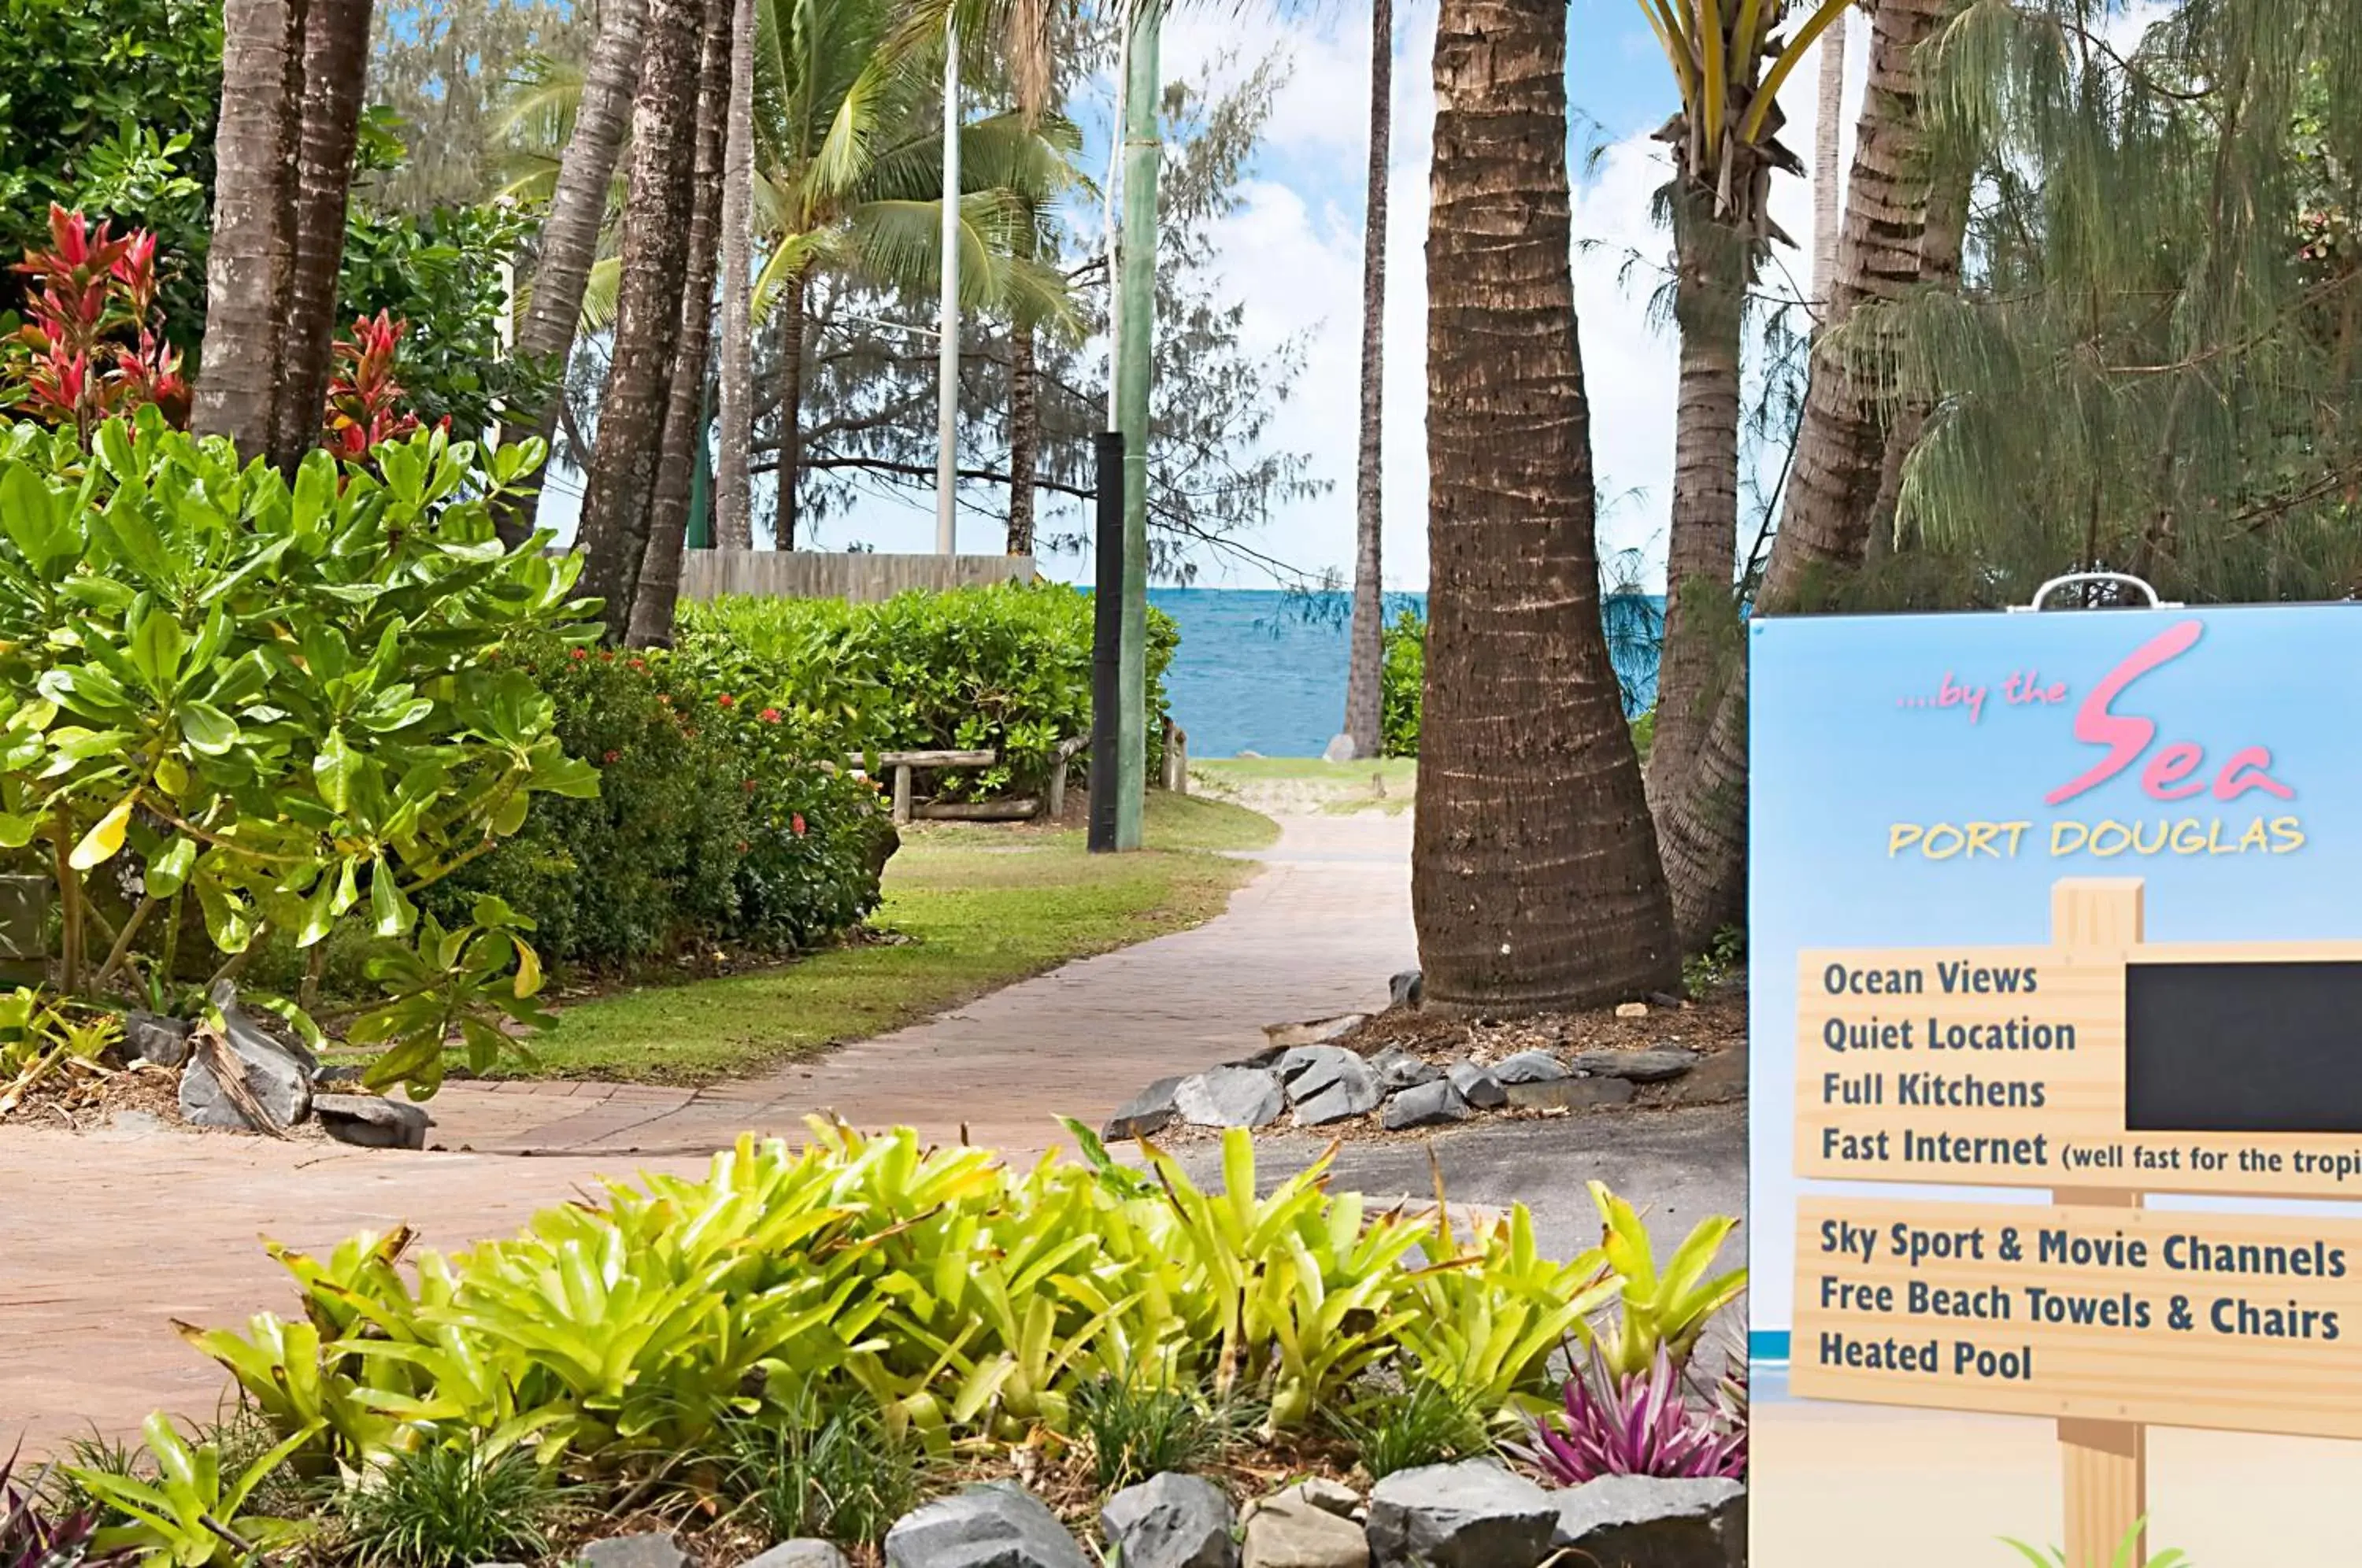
<box><xmin>861</xmin><ymin>749</ymin><xmax>998</xmax><ymax>768</ymax></box>
<box><xmin>891</xmin><ymin>764</ymin><xmax>913</xmax><ymax>826</ymax></box>
<box><xmin>913</xmin><ymin>798</ymin><xmax>1041</xmax><ymax>821</ymax></box>
<box><xmin>1161</xmin><ymin>720</ymin><xmax>1190</xmax><ymax>795</ymax></box>
<box><xmin>1046</xmin><ymin>733</ymin><xmax>1090</xmax><ymax>821</ymax></box>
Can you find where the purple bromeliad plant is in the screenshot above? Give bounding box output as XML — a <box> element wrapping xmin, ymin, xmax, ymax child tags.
<box><xmin>2</xmin><ymin>1446</ymin><xmax>109</xmax><ymax>1568</ymax></box>
<box><xmin>1508</xmin><ymin>1344</ymin><xmax>1748</xmax><ymax>1484</ymax></box>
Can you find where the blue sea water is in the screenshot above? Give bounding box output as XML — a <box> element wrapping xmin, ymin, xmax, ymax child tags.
<box><xmin>1148</xmin><ymin>588</ymin><xmax>1664</xmax><ymax>760</ymax></box>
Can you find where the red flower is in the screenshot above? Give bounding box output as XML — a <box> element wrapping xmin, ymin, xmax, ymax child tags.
<box><xmin>791</xmin><ymin>813</ymin><xmax>808</xmax><ymax>838</ymax></box>
<box><xmin>735</xmin><ymin>840</ymin><xmax>750</xmax><ymax>854</ymax></box>
<box><xmin>742</xmin><ymin>779</ymin><xmax>757</xmax><ymax>793</ymax></box>
<box><xmin>568</xmin><ymin>647</ymin><xmax>588</xmax><ymax>661</ymax></box>
<box><xmin>600</xmin><ymin>649</ymin><xmax>615</xmax><ymax>661</ymax></box>
<box><xmin>602</xmin><ymin>749</ymin><xmax>620</xmax><ymax>764</ymax></box>
<box><xmin>716</xmin><ymin>693</ymin><xmax>735</xmax><ymax>708</ymax></box>
<box><xmin>629</xmin><ymin>658</ymin><xmax>647</xmax><ymax>672</ymax></box>
<box><xmin>758</xmin><ymin>707</ymin><xmax>782</xmax><ymax>724</ymax></box>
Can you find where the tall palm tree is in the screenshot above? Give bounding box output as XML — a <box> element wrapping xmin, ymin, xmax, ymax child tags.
<box><xmin>575</xmin><ymin>0</ymin><xmax>708</xmax><ymax>639</ymax></box>
<box><xmin>272</xmin><ymin>0</ymin><xmax>374</xmax><ymax>475</ymax></box>
<box><xmin>1637</xmin><ymin>0</ymin><xmax>1850</xmax><ymax>805</ymax></box>
<box><xmin>1416</xmin><ymin>0</ymin><xmax>1679</xmax><ymax>1010</ymax></box>
<box><xmin>1652</xmin><ymin>0</ymin><xmax>1955</xmax><ymax>945</ymax></box>
<box><xmin>713</xmin><ymin>0</ymin><xmax>760</xmax><ymax>550</ymax></box>
<box><xmin>494</xmin><ymin>0</ymin><xmax>648</xmax><ymax>544</ymax></box>
<box><xmin>1811</xmin><ymin>4</ymin><xmax>1847</xmax><ymax>323</ymax></box>
<box><xmin>628</xmin><ymin>0</ymin><xmax>734</xmax><ymax>645</ymax></box>
<box><xmin>1338</xmin><ymin>0</ymin><xmax>1391</xmax><ymax>761</ymax></box>
<box><xmin>193</xmin><ymin>0</ymin><xmax>305</xmax><ymax>460</ymax></box>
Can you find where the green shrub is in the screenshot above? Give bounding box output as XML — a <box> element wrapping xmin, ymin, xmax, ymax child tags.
<box><xmin>1328</xmin><ymin>1378</ymin><xmax>1493</xmax><ymax>1481</ymax></box>
<box><xmin>336</xmin><ymin>1437</ymin><xmax>566</xmax><ymax>1568</ymax></box>
<box><xmin>422</xmin><ymin>642</ymin><xmax>890</xmax><ymax>971</ymax></box>
<box><xmin>718</xmin><ymin>1394</ymin><xmax>929</xmax><ymax>1550</ymax></box>
<box><xmin>676</xmin><ymin>585</ymin><xmax>1179</xmax><ymax>799</ymax></box>
<box><xmin>183</xmin><ymin>1125</ymin><xmax>1671</xmax><ymax>1477</ymax></box>
<box><xmin>1379</xmin><ymin>607</ymin><xmax>1424</xmax><ymax>759</ymax></box>
<box><xmin>1068</xmin><ymin>1377</ymin><xmax>1253</xmax><ymax>1492</ymax></box>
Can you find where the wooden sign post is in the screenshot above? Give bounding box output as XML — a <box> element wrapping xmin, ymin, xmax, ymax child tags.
<box><xmin>1791</xmin><ymin>875</ymin><xmax>2362</xmax><ymax>1565</ymax></box>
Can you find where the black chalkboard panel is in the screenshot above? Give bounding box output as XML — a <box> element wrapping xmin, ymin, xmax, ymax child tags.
<box><xmin>2125</xmin><ymin>960</ymin><xmax>2362</xmax><ymax>1133</ymax></box>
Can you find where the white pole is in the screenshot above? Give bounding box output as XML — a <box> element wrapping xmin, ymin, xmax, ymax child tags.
<box><xmin>935</xmin><ymin>16</ymin><xmax>961</xmax><ymax>556</ymax></box>
<box><xmin>1103</xmin><ymin>15</ymin><xmax>1129</xmax><ymax>429</ymax></box>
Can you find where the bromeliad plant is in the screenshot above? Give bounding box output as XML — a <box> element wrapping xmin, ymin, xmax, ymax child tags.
<box><xmin>1583</xmin><ymin>1179</ymin><xmax>1748</xmax><ymax>1377</ymax></box>
<box><xmin>180</xmin><ymin>1123</ymin><xmax>1643</xmax><ymax>1475</ymax></box>
<box><xmin>1509</xmin><ymin>1342</ymin><xmax>1747</xmax><ymax>1484</ymax></box>
<box><xmin>0</xmin><ymin>410</ymin><xmax>595</xmax><ymax>1094</ymax></box>
<box><xmin>68</xmin><ymin>1414</ymin><xmax>317</xmax><ymax>1568</ymax></box>
<box><xmin>2</xmin><ymin>1444</ymin><xmax>113</xmax><ymax>1568</ymax></box>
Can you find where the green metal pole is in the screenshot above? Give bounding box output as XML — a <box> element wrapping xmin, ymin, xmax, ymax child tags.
<box><xmin>686</xmin><ymin>377</ymin><xmax>716</xmax><ymax>548</ymax></box>
<box><xmin>1113</xmin><ymin>0</ymin><xmax>1162</xmax><ymax>852</ymax></box>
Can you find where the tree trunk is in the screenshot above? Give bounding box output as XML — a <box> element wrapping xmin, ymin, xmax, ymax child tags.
<box><xmin>1867</xmin><ymin>170</ymin><xmax>1968</xmax><ymax>561</ymax></box>
<box><xmin>191</xmin><ymin>0</ymin><xmax>307</xmax><ymax>461</ymax></box>
<box><xmin>1341</xmin><ymin>0</ymin><xmax>1392</xmax><ymax>761</ymax></box>
<box><xmin>1414</xmin><ymin>0</ymin><xmax>1679</xmax><ymax>1011</ymax></box>
<box><xmin>1653</xmin><ymin>0</ymin><xmax>1952</xmax><ymax>948</ymax></box>
<box><xmin>1645</xmin><ymin>198</ymin><xmax>1743</xmax><ymax>803</ymax></box>
<box><xmin>268</xmin><ymin>0</ymin><xmax>372</xmax><ymax>475</ymax></box>
<box><xmin>575</xmin><ymin>0</ymin><xmax>704</xmax><ymax>641</ymax></box>
<box><xmin>775</xmin><ymin>265</ymin><xmax>809</xmax><ymax>549</ymax></box>
<box><xmin>711</xmin><ymin>0</ymin><xmax>757</xmax><ymax>551</ymax></box>
<box><xmin>1007</xmin><ymin>322</ymin><xmax>1038</xmax><ymax>554</ymax></box>
<box><xmin>628</xmin><ymin>0</ymin><xmax>731</xmax><ymax>649</ymax></box>
<box><xmin>1812</xmin><ymin>5</ymin><xmax>1847</xmax><ymax>324</ymax></box>
<box><xmin>494</xmin><ymin>0</ymin><xmax>649</xmax><ymax>545</ymax></box>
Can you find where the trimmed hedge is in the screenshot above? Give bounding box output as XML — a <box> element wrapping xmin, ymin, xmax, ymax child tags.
<box><xmin>675</xmin><ymin>584</ymin><xmax>1179</xmax><ymax>800</ymax></box>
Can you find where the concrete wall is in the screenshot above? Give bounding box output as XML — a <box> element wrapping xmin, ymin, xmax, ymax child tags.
<box><xmin>675</xmin><ymin>550</ymin><xmax>1037</xmax><ymax>603</ymax></box>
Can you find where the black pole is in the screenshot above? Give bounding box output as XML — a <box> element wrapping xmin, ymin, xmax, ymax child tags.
<box><xmin>1088</xmin><ymin>431</ymin><xmax>1124</xmax><ymax>853</ymax></box>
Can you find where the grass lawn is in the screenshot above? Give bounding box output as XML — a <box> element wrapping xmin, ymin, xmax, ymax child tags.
<box><xmin>1194</xmin><ymin>756</ymin><xmax>1419</xmax><ymax>788</ymax></box>
<box><xmin>1191</xmin><ymin>756</ymin><xmax>1417</xmax><ymax>819</ymax></box>
<box><xmin>493</xmin><ymin>790</ymin><xmax>1280</xmax><ymax>1084</ymax></box>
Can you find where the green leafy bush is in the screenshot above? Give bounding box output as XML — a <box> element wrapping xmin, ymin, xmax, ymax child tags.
<box><xmin>0</xmin><ymin>414</ymin><xmax>596</xmax><ymax>1093</ymax></box>
<box><xmin>676</xmin><ymin>585</ymin><xmax>1179</xmax><ymax>800</ymax></box>
<box><xmin>422</xmin><ymin>643</ymin><xmax>892</xmax><ymax>970</ymax></box>
<box><xmin>717</xmin><ymin>1395</ymin><xmax>929</xmax><ymax>1550</ymax></box>
<box><xmin>1068</xmin><ymin>1377</ymin><xmax>1252</xmax><ymax>1491</ymax></box>
<box><xmin>1378</xmin><ymin>604</ymin><xmax>1660</xmax><ymax>761</ymax></box>
<box><xmin>1328</xmin><ymin>1378</ymin><xmax>1492</xmax><ymax>1481</ymax></box>
<box><xmin>335</xmin><ymin>1437</ymin><xmax>567</xmax><ymax>1568</ymax></box>
<box><xmin>183</xmin><ymin>1124</ymin><xmax>1646</xmax><ymax>1477</ymax></box>
<box><xmin>1379</xmin><ymin>607</ymin><xmax>1423</xmax><ymax>759</ymax></box>
<box><xmin>71</xmin><ymin>1411</ymin><xmax>314</xmax><ymax>1568</ymax></box>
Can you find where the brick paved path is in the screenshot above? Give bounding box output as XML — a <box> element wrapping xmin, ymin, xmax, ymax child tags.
<box><xmin>0</xmin><ymin>812</ymin><xmax>1412</xmax><ymax>1452</ymax></box>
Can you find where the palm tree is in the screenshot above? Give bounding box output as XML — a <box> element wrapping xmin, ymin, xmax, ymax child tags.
<box><xmin>575</xmin><ymin>0</ymin><xmax>708</xmax><ymax>639</ymax></box>
<box><xmin>1338</xmin><ymin>0</ymin><xmax>1391</xmax><ymax>761</ymax></box>
<box><xmin>1636</xmin><ymin>0</ymin><xmax>1850</xmax><ymax>805</ymax></box>
<box><xmin>1416</xmin><ymin>0</ymin><xmax>1679</xmax><ymax>1010</ymax></box>
<box><xmin>272</xmin><ymin>0</ymin><xmax>375</xmax><ymax>475</ymax></box>
<box><xmin>628</xmin><ymin>0</ymin><xmax>734</xmax><ymax>645</ymax></box>
<box><xmin>747</xmin><ymin>0</ymin><xmax>1075</xmax><ymax>547</ymax></box>
<box><xmin>1811</xmin><ymin>4</ymin><xmax>1847</xmax><ymax>323</ymax></box>
<box><xmin>494</xmin><ymin>0</ymin><xmax>648</xmax><ymax>544</ymax></box>
<box><xmin>713</xmin><ymin>0</ymin><xmax>760</xmax><ymax>550</ymax></box>
<box><xmin>1652</xmin><ymin>0</ymin><xmax>1955</xmax><ymax>945</ymax></box>
<box><xmin>192</xmin><ymin>0</ymin><xmax>305</xmax><ymax>460</ymax></box>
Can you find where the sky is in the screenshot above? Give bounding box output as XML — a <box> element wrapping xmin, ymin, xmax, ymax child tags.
<box><xmin>539</xmin><ymin>1</ymin><xmax>1871</xmax><ymax>593</ymax></box>
<box><xmin>827</xmin><ymin>0</ymin><xmax>1870</xmax><ymax>592</ymax></box>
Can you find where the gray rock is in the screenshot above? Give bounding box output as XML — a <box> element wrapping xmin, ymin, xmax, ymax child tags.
<box><xmin>1490</xmin><ymin>1049</ymin><xmax>1568</xmax><ymax>1085</ymax></box>
<box><xmin>1381</xmin><ymin>1079</ymin><xmax>1471</xmax><ymax>1130</ymax></box>
<box><xmin>741</xmin><ymin>1544</ymin><xmax>850</xmax><ymax>1568</ymax></box>
<box><xmin>1280</xmin><ymin>1048</ymin><xmax>1383</xmax><ymax>1125</ymax></box>
<box><xmin>1446</xmin><ymin>1061</ymin><xmax>1507</xmax><ymax>1109</ymax></box>
<box><xmin>1175</xmin><ymin>1067</ymin><xmax>1286</xmax><ymax>1130</ymax></box>
<box><xmin>1388</xmin><ymin>970</ymin><xmax>1423</xmax><ymax>1010</ymax></box>
<box><xmin>1265</xmin><ymin>1015</ymin><xmax>1366</xmax><ymax>1049</ymax></box>
<box><xmin>178</xmin><ymin>993</ymin><xmax>314</xmax><ymax>1133</ymax></box>
<box><xmin>1368</xmin><ymin>1048</ymin><xmax>1442</xmax><ymax>1090</ymax></box>
<box><xmin>1551</xmin><ymin>1476</ymin><xmax>1746</xmax><ymax>1567</ymax></box>
<box><xmin>1364</xmin><ymin>1461</ymin><xmax>1557</xmax><ymax>1568</ymax></box>
<box><xmin>1240</xmin><ymin>1487</ymin><xmax>1368</xmax><ymax>1568</ymax></box>
<box><xmin>1105</xmin><ymin>1075</ymin><xmax>1183</xmax><ymax>1140</ymax></box>
<box><xmin>312</xmin><ymin>1063</ymin><xmax>367</xmax><ymax>1088</ymax></box>
<box><xmin>579</xmin><ymin>1536</ymin><xmax>689</xmax><ymax>1568</ymax></box>
<box><xmin>1504</xmin><ymin>1077</ymin><xmax>1637</xmax><ymax>1112</ymax></box>
<box><xmin>1646</xmin><ymin>990</ymin><xmax>1688</xmax><ymax>1011</ymax></box>
<box><xmin>1677</xmin><ymin>1048</ymin><xmax>1747</xmax><ymax>1106</ymax></box>
<box><xmin>120</xmin><ymin>1011</ymin><xmax>193</xmax><ymax>1070</ymax></box>
<box><xmin>1323</xmin><ymin>733</ymin><xmax>1357</xmax><ymax>764</ymax></box>
<box><xmin>1101</xmin><ymin>1473</ymin><xmax>1238</xmax><ymax>1568</ymax></box>
<box><xmin>885</xmin><ymin>1484</ymin><xmax>1091</xmax><ymax>1568</ymax></box>
<box><xmin>1567</xmin><ymin>1048</ymin><xmax>1701</xmax><ymax>1084</ymax></box>
<box><xmin>312</xmin><ymin>1093</ymin><xmax>432</xmax><ymax>1151</ymax></box>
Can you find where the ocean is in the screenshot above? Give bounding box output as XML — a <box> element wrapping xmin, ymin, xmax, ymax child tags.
<box><xmin>1150</xmin><ymin>588</ymin><xmax>1664</xmax><ymax>760</ymax></box>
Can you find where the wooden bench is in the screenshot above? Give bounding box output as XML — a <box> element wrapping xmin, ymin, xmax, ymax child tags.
<box><xmin>859</xmin><ymin>734</ymin><xmax>1101</xmax><ymax>826</ymax></box>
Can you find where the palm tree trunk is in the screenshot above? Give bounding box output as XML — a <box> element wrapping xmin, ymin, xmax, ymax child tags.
<box><xmin>575</xmin><ymin>0</ymin><xmax>705</xmax><ymax>640</ymax></box>
<box><xmin>1007</xmin><ymin>322</ymin><xmax>1038</xmax><ymax>554</ymax></box>
<box><xmin>268</xmin><ymin>0</ymin><xmax>373</xmax><ymax>475</ymax></box>
<box><xmin>712</xmin><ymin>0</ymin><xmax>757</xmax><ymax>551</ymax></box>
<box><xmin>1653</xmin><ymin>0</ymin><xmax>1952</xmax><ymax>948</ymax></box>
<box><xmin>191</xmin><ymin>0</ymin><xmax>307</xmax><ymax>461</ymax></box>
<box><xmin>1866</xmin><ymin>170</ymin><xmax>1967</xmax><ymax>562</ymax></box>
<box><xmin>1415</xmin><ymin>0</ymin><xmax>1679</xmax><ymax>1011</ymax></box>
<box><xmin>628</xmin><ymin>0</ymin><xmax>731</xmax><ymax>649</ymax></box>
<box><xmin>1646</xmin><ymin>199</ymin><xmax>1743</xmax><ymax>802</ymax></box>
<box><xmin>1341</xmin><ymin>0</ymin><xmax>1392</xmax><ymax>761</ymax></box>
<box><xmin>494</xmin><ymin>0</ymin><xmax>648</xmax><ymax>545</ymax></box>
<box><xmin>1812</xmin><ymin>5</ymin><xmax>1847</xmax><ymax>324</ymax></box>
<box><xmin>775</xmin><ymin>264</ymin><xmax>809</xmax><ymax>549</ymax></box>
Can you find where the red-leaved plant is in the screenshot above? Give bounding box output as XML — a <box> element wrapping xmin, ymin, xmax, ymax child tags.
<box><xmin>2</xmin><ymin>1443</ymin><xmax>115</xmax><ymax>1568</ymax></box>
<box><xmin>322</xmin><ymin>309</ymin><xmax>433</xmax><ymax>460</ymax></box>
<box><xmin>3</xmin><ymin>204</ymin><xmax>190</xmax><ymax>438</ymax></box>
<box><xmin>1507</xmin><ymin>1344</ymin><xmax>1747</xmax><ymax>1484</ymax></box>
